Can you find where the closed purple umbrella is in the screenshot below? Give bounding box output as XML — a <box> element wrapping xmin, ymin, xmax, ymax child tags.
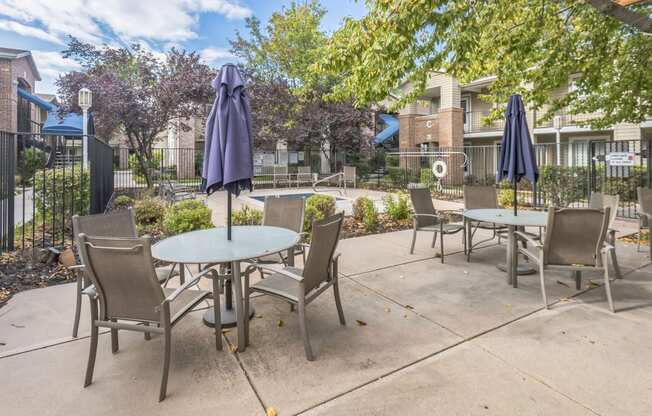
<box><xmin>202</xmin><ymin>64</ymin><xmax>254</xmax><ymax>239</ymax></box>
<box><xmin>497</xmin><ymin>94</ymin><xmax>538</xmax><ymax>215</ymax></box>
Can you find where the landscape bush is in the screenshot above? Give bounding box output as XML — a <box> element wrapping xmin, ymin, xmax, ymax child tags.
<box><xmin>112</xmin><ymin>195</ymin><xmax>134</xmax><ymax>209</ymax></box>
<box><xmin>304</xmin><ymin>194</ymin><xmax>336</xmax><ymax>232</ymax></box>
<box><xmin>134</xmin><ymin>197</ymin><xmax>166</xmax><ymax>229</ymax></box>
<box><xmin>353</xmin><ymin>196</ymin><xmax>377</xmax><ymax>230</ymax></box>
<box><xmin>352</xmin><ymin>196</ymin><xmax>373</xmax><ymax>221</ymax></box>
<box><xmin>33</xmin><ymin>166</ymin><xmax>90</xmax><ymax>223</ymax></box>
<box><xmin>384</xmin><ymin>192</ymin><xmax>411</xmax><ymax>221</ymax></box>
<box><xmin>129</xmin><ymin>152</ymin><xmax>163</xmax><ymax>180</ymax></box>
<box><xmin>19</xmin><ymin>147</ymin><xmax>47</xmax><ymax>183</ymax></box>
<box><xmin>163</xmin><ymin>199</ymin><xmax>213</xmax><ymax>235</ymax></box>
<box><xmin>538</xmin><ymin>165</ymin><xmax>588</xmax><ymax>207</ymax></box>
<box><xmin>231</xmin><ymin>205</ymin><xmax>263</xmax><ymax>225</ymax></box>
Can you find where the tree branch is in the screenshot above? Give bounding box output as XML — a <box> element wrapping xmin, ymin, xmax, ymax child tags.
<box><xmin>585</xmin><ymin>0</ymin><xmax>652</xmax><ymax>33</ymax></box>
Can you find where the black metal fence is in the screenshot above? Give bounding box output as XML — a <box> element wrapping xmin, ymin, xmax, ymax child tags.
<box><xmin>352</xmin><ymin>140</ymin><xmax>650</xmax><ymax>219</ymax></box>
<box><xmin>1</xmin><ymin>131</ymin><xmax>113</xmax><ymax>253</ymax></box>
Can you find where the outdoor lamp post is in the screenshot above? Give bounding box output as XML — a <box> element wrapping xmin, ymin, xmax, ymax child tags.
<box><xmin>553</xmin><ymin>115</ymin><xmax>562</xmax><ymax>166</ymax></box>
<box><xmin>78</xmin><ymin>88</ymin><xmax>92</xmax><ymax>168</ymax></box>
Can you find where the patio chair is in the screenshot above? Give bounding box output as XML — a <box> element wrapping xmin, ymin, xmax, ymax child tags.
<box><xmin>515</xmin><ymin>207</ymin><xmax>616</xmax><ymax>312</ymax></box>
<box><xmin>273</xmin><ymin>165</ymin><xmax>290</xmax><ymax>188</ymax></box>
<box><xmin>589</xmin><ymin>192</ymin><xmax>622</xmax><ymax>278</ymax></box>
<box><xmin>463</xmin><ymin>185</ymin><xmax>507</xmax><ymax>261</ymax></box>
<box><xmin>297</xmin><ymin>165</ymin><xmax>313</xmax><ymax>186</ymax></box>
<box><xmin>159</xmin><ymin>179</ymin><xmax>195</xmax><ymax>204</ymax></box>
<box><xmin>409</xmin><ymin>188</ymin><xmax>465</xmax><ymax>263</ymax></box>
<box><xmin>250</xmin><ymin>196</ymin><xmax>306</xmax><ymax>274</ymax></box>
<box><xmin>77</xmin><ymin>234</ymin><xmax>218</xmax><ymax>401</ymax></box>
<box><xmin>70</xmin><ymin>209</ymin><xmax>179</xmax><ymax>338</ymax></box>
<box><xmin>343</xmin><ymin>166</ymin><xmax>356</xmax><ymax>189</ymax></box>
<box><xmin>244</xmin><ymin>212</ymin><xmax>345</xmax><ymax>361</ymax></box>
<box><xmin>637</xmin><ymin>187</ymin><xmax>652</xmax><ymax>259</ymax></box>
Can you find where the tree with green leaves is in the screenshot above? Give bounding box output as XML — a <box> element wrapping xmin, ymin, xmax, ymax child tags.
<box><xmin>318</xmin><ymin>1</ymin><xmax>652</xmax><ymax>128</ymax></box>
<box><xmin>231</xmin><ymin>1</ymin><xmax>372</xmax><ymax>166</ymax></box>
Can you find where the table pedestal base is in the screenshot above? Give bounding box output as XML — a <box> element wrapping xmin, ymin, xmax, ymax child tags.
<box><xmin>496</xmin><ymin>262</ymin><xmax>537</xmax><ymax>275</ymax></box>
<box><xmin>202</xmin><ymin>302</ymin><xmax>255</xmax><ymax>328</ymax></box>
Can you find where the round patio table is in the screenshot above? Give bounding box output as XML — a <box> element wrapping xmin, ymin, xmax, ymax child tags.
<box><xmin>463</xmin><ymin>209</ymin><xmax>547</xmax><ymax>288</ymax></box>
<box><xmin>152</xmin><ymin>225</ymin><xmax>300</xmax><ymax>352</ymax></box>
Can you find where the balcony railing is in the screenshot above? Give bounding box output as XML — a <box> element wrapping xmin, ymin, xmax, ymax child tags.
<box><xmin>464</xmin><ymin>111</ymin><xmax>504</xmax><ymax>133</ymax></box>
<box><xmin>534</xmin><ymin>109</ymin><xmax>602</xmax><ymax>129</ymax></box>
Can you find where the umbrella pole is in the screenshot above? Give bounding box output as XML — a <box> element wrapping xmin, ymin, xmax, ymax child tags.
<box><xmin>513</xmin><ymin>179</ymin><xmax>518</xmax><ymax>216</ymax></box>
<box><xmin>227</xmin><ymin>190</ymin><xmax>232</xmax><ymax>241</ymax></box>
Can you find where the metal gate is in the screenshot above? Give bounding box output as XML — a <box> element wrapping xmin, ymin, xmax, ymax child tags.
<box><xmin>588</xmin><ymin>139</ymin><xmax>651</xmax><ymax>219</ymax></box>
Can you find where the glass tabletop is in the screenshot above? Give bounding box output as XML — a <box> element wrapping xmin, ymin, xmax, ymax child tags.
<box><xmin>151</xmin><ymin>225</ymin><xmax>301</xmax><ymax>264</ymax></box>
<box><xmin>463</xmin><ymin>209</ymin><xmax>547</xmax><ymax>227</ymax></box>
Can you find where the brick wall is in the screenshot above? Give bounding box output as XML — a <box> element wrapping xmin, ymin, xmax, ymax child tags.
<box><xmin>414</xmin><ymin>114</ymin><xmax>439</xmax><ymax>145</ymax></box>
<box><xmin>0</xmin><ymin>59</ymin><xmax>14</xmax><ymax>131</ymax></box>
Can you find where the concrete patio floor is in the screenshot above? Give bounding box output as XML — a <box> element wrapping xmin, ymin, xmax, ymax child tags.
<box><xmin>1</xmin><ymin>225</ymin><xmax>651</xmax><ymax>415</ymax></box>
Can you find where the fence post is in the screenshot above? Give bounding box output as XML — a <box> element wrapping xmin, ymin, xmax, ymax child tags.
<box><xmin>1</xmin><ymin>131</ymin><xmax>16</xmax><ymax>252</ymax></box>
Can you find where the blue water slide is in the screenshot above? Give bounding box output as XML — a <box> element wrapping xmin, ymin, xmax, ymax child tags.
<box><xmin>374</xmin><ymin>113</ymin><xmax>399</xmax><ymax>145</ymax></box>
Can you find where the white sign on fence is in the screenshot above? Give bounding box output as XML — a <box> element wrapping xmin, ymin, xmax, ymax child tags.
<box><xmin>606</xmin><ymin>152</ymin><xmax>635</xmax><ymax>166</ymax></box>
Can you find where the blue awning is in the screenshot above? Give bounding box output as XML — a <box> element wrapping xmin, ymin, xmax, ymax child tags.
<box><xmin>17</xmin><ymin>87</ymin><xmax>56</xmax><ymax>111</ymax></box>
<box><xmin>42</xmin><ymin>108</ymin><xmax>94</xmax><ymax>136</ymax></box>
<box><xmin>374</xmin><ymin>113</ymin><xmax>399</xmax><ymax>144</ymax></box>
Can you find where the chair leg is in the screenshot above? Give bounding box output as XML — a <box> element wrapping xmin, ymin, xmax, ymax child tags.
<box><xmin>608</xmin><ymin>231</ymin><xmax>623</xmax><ymax>279</ymax></box>
<box><xmin>462</xmin><ymin>224</ymin><xmax>467</xmax><ymax>256</ymax></box>
<box><xmin>573</xmin><ymin>270</ymin><xmax>582</xmax><ymax>290</ymax></box>
<box><xmin>466</xmin><ymin>222</ymin><xmax>473</xmax><ymax>262</ymax></box>
<box><xmin>110</xmin><ymin>319</ymin><xmax>119</xmax><ymax>354</ymax></box>
<box><xmin>440</xmin><ymin>231</ymin><xmax>444</xmax><ymax>263</ymax></box>
<box><xmin>297</xmin><ymin>298</ymin><xmax>314</xmax><ymax>361</ymax></box>
<box><xmin>72</xmin><ymin>272</ymin><xmax>83</xmax><ymax>338</ymax></box>
<box><xmin>431</xmin><ymin>231</ymin><xmax>437</xmax><ymax>248</ymax></box>
<box><xmin>333</xmin><ymin>280</ymin><xmax>346</xmax><ymax>325</ymax></box>
<box><xmin>602</xmin><ymin>255</ymin><xmax>615</xmax><ymax>313</ymax></box>
<box><xmin>214</xmin><ymin>276</ymin><xmax>223</xmax><ymax>350</ymax></box>
<box><xmin>159</xmin><ymin>307</ymin><xmax>172</xmax><ymax>402</ymax></box>
<box><xmin>144</xmin><ymin>322</ymin><xmax>151</xmax><ymax>340</ymax></box>
<box><xmin>538</xmin><ymin>261</ymin><xmax>548</xmax><ymax>310</ymax></box>
<box><xmin>410</xmin><ymin>227</ymin><xmax>417</xmax><ymax>254</ymax></box>
<box><xmin>84</xmin><ymin>299</ymin><xmax>99</xmax><ymax>387</ymax></box>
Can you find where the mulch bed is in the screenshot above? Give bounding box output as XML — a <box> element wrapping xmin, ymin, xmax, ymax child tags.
<box><xmin>341</xmin><ymin>215</ymin><xmax>412</xmax><ymax>239</ymax></box>
<box><xmin>0</xmin><ymin>250</ymin><xmax>74</xmax><ymax>307</ymax></box>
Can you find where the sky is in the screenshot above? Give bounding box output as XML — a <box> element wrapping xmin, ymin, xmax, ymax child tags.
<box><xmin>0</xmin><ymin>0</ymin><xmax>368</xmax><ymax>94</ymax></box>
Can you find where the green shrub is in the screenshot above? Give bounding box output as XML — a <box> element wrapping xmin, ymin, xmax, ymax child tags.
<box><xmin>420</xmin><ymin>168</ymin><xmax>435</xmax><ymax>188</ymax></box>
<box><xmin>163</xmin><ymin>200</ymin><xmax>213</xmax><ymax>235</ymax></box>
<box><xmin>385</xmin><ymin>154</ymin><xmax>399</xmax><ymax>167</ymax></box>
<box><xmin>352</xmin><ymin>196</ymin><xmax>373</xmax><ymax>221</ymax></box>
<box><xmin>33</xmin><ymin>165</ymin><xmax>90</xmax><ymax>223</ymax></box>
<box><xmin>231</xmin><ymin>205</ymin><xmax>263</xmax><ymax>225</ymax></box>
<box><xmin>384</xmin><ymin>192</ymin><xmax>410</xmax><ymax>221</ymax></box>
<box><xmin>362</xmin><ymin>199</ymin><xmax>378</xmax><ymax>231</ymax></box>
<box><xmin>304</xmin><ymin>194</ymin><xmax>336</xmax><ymax>232</ymax></box>
<box><xmin>129</xmin><ymin>152</ymin><xmax>163</xmax><ymax>179</ymax></box>
<box><xmin>539</xmin><ymin>165</ymin><xmax>588</xmax><ymax>207</ymax></box>
<box><xmin>19</xmin><ymin>147</ymin><xmax>47</xmax><ymax>183</ymax></box>
<box><xmin>113</xmin><ymin>195</ymin><xmax>134</xmax><ymax>209</ymax></box>
<box><xmin>134</xmin><ymin>197</ymin><xmax>166</xmax><ymax>227</ymax></box>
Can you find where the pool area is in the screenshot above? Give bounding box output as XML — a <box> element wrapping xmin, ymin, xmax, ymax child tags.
<box><xmin>249</xmin><ymin>192</ymin><xmax>346</xmax><ymax>202</ymax></box>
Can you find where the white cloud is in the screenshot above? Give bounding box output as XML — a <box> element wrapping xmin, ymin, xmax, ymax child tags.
<box><xmin>199</xmin><ymin>47</ymin><xmax>234</xmax><ymax>64</ymax></box>
<box><xmin>0</xmin><ymin>19</ymin><xmax>64</xmax><ymax>44</ymax></box>
<box><xmin>0</xmin><ymin>0</ymin><xmax>252</xmax><ymax>46</ymax></box>
<box><xmin>31</xmin><ymin>50</ymin><xmax>82</xmax><ymax>94</ymax></box>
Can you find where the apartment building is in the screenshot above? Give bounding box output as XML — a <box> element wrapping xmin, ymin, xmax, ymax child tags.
<box><xmin>395</xmin><ymin>72</ymin><xmax>652</xmax><ymax>155</ymax></box>
<box><xmin>0</xmin><ymin>47</ymin><xmax>45</xmax><ymax>133</ymax></box>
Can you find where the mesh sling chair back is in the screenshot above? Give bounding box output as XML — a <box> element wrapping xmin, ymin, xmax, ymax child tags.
<box><xmin>409</xmin><ymin>188</ymin><xmax>465</xmax><ymax>263</ymax></box>
<box><xmin>244</xmin><ymin>212</ymin><xmax>346</xmax><ymax>361</ymax></box>
<box><xmin>250</xmin><ymin>196</ymin><xmax>306</xmax><ymax>270</ymax></box>
<box><xmin>637</xmin><ymin>187</ymin><xmax>652</xmax><ymax>259</ymax></box>
<box><xmin>70</xmin><ymin>209</ymin><xmax>179</xmax><ymax>337</ymax></box>
<box><xmin>515</xmin><ymin>208</ymin><xmax>616</xmax><ymax>312</ymax></box>
<box><xmin>463</xmin><ymin>185</ymin><xmax>507</xmax><ymax>261</ymax></box>
<box><xmin>589</xmin><ymin>192</ymin><xmax>622</xmax><ymax>278</ymax></box>
<box><xmin>77</xmin><ymin>234</ymin><xmax>216</xmax><ymax>401</ymax></box>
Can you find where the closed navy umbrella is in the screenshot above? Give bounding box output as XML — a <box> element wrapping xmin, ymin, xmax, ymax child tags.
<box><xmin>497</xmin><ymin>94</ymin><xmax>538</xmax><ymax>215</ymax></box>
<box><xmin>202</xmin><ymin>64</ymin><xmax>254</xmax><ymax>240</ymax></box>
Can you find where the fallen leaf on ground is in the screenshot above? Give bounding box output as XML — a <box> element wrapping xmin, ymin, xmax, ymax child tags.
<box><xmin>556</xmin><ymin>280</ymin><xmax>570</xmax><ymax>288</ymax></box>
<box><xmin>10</xmin><ymin>324</ymin><xmax>25</xmax><ymax>328</ymax></box>
<box><xmin>356</xmin><ymin>319</ymin><xmax>367</xmax><ymax>326</ymax></box>
<box><xmin>266</xmin><ymin>407</ymin><xmax>278</xmax><ymax>416</ymax></box>
<box><xmin>463</xmin><ymin>270</ymin><xmax>469</xmax><ymax>275</ymax></box>
<box><xmin>405</xmin><ymin>305</ymin><xmax>414</xmax><ymax>310</ymax></box>
<box><xmin>384</xmin><ymin>307</ymin><xmax>391</xmax><ymax>313</ymax></box>
<box><xmin>277</xmin><ymin>320</ymin><xmax>284</xmax><ymax>327</ymax></box>
<box><xmin>587</xmin><ymin>280</ymin><xmax>600</xmax><ymax>288</ymax></box>
<box><xmin>221</xmin><ymin>329</ymin><xmax>230</xmax><ymax>334</ymax></box>
<box><xmin>229</xmin><ymin>345</ymin><xmax>237</xmax><ymax>353</ymax></box>
<box><xmin>255</xmin><ymin>315</ymin><xmax>264</xmax><ymax>319</ymax></box>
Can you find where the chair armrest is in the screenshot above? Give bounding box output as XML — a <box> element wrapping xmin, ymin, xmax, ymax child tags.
<box><xmin>246</xmin><ymin>263</ymin><xmax>304</xmax><ymax>282</ymax></box>
<box><xmin>514</xmin><ymin>231</ymin><xmax>543</xmax><ymax>249</ymax></box>
<box><xmin>438</xmin><ymin>209</ymin><xmax>463</xmax><ymax>214</ymax></box>
<box><xmin>413</xmin><ymin>213</ymin><xmax>442</xmax><ymax>218</ymax></box>
<box><xmin>163</xmin><ymin>267</ymin><xmax>218</xmax><ymax>303</ymax></box>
